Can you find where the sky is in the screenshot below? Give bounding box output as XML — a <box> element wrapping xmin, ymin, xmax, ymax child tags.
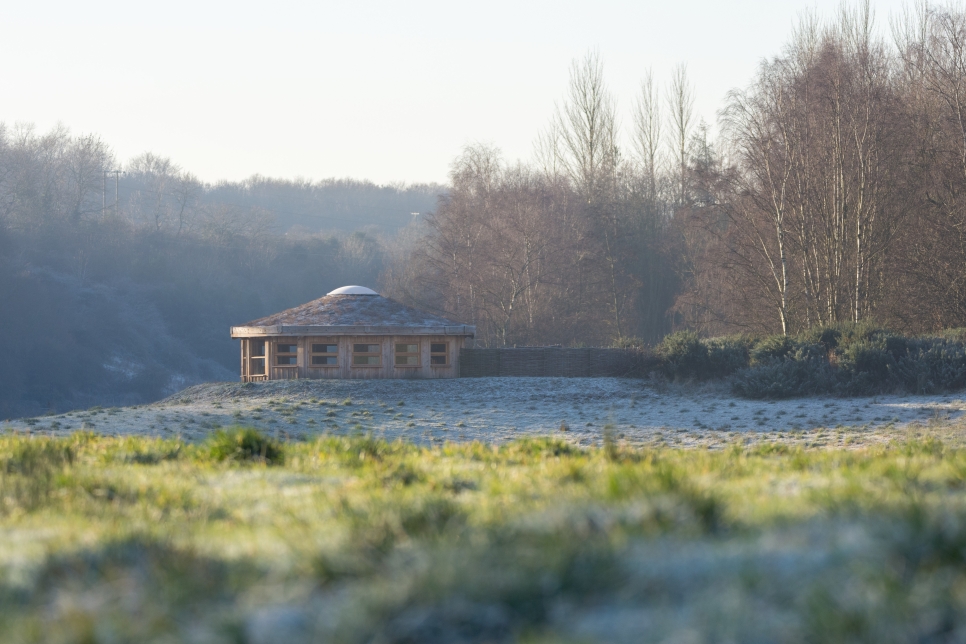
<box><xmin>1</xmin><ymin>0</ymin><xmax>912</xmax><ymax>185</ymax></box>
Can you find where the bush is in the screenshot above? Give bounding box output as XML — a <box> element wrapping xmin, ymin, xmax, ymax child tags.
<box><xmin>733</xmin><ymin>355</ymin><xmax>836</xmax><ymax>399</ymax></box>
<box><xmin>837</xmin><ymin>341</ymin><xmax>896</xmax><ymax>392</ymax></box>
<box><xmin>704</xmin><ymin>336</ymin><xmax>753</xmax><ymax>379</ymax></box>
<box><xmin>659</xmin><ymin>331</ymin><xmax>750</xmax><ymax>380</ymax></box>
<box><xmin>750</xmin><ymin>335</ymin><xmax>824</xmax><ymax>365</ymax></box>
<box><xmin>0</xmin><ymin>437</ymin><xmax>75</xmax><ymax>512</ymax></box>
<box><xmin>892</xmin><ymin>339</ymin><xmax>966</xmax><ymax>394</ymax></box>
<box><xmin>749</xmin><ymin>334</ymin><xmax>798</xmax><ymax>364</ymax></box>
<box><xmin>802</xmin><ymin>325</ymin><xmax>842</xmax><ymax>353</ymax></box>
<box><xmin>658</xmin><ymin>331</ymin><xmax>708</xmax><ymax>380</ymax></box>
<box><xmin>1</xmin><ymin>437</ymin><xmax>74</xmax><ymax>476</ymax></box>
<box><xmin>207</xmin><ymin>427</ymin><xmax>283</xmax><ymax>465</ymax></box>
<box><xmin>658</xmin><ymin>323</ymin><xmax>966</xmax><ymax>398</ymax></box>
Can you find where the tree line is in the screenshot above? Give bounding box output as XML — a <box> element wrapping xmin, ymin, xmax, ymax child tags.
<box><xmin>388</xmin><ymin>1</ymin><xmax>966</xmax><ymax>347</ymax></box>
<box><xmin>7</xmin><ymin>0</ymin><xmax>966</xmax><ymax>414</ymax></box>
<box><xmin>0</xmin><ymin>125</ymin><xmax>405</xmax><ymax>417</ymax></box>
<box><xmin>384</xmin><ymin>52</ymin><xmax>683</xmax><ymax>347</ymax></box>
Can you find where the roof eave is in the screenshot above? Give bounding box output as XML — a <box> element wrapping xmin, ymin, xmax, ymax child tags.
<box><xmin>230</xmin><ymin>325</ymin><xmax>476</xmax><ymax>338</ymax></box>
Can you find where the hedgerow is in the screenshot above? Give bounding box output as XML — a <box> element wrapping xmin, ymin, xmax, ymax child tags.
<box><xmin>656</xmin><ymin>323</ymin><xmax>966</xmax><ymax>398</ymax></box>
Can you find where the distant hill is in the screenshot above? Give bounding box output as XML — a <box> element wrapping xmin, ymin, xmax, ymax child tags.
<box><xmin>0</xmin><ymin>124</ymin><xmax>444</xmax><ymax>418</ymax></box>
<box><xmin>203</xmin><ymin>177</ymin><xmax>445</xmax><ymax>235</ymax></box>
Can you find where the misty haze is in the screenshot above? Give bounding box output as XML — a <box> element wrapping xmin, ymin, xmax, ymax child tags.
<box><xmin>7</xmin><ymin>1</ymin><xmax>966</xmax><ymax>642</ymax></box>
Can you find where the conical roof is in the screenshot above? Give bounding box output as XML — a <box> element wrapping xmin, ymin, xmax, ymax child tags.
<box><xmin>231</xmin><ymin>288</ymin><xmax>474</xmax><ymax>337</ymax></box>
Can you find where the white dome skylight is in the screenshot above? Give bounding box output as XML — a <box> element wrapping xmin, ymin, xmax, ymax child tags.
<box><xmin>327</xmin><ymin>285</ymin><xmax>378</xmax><ymax>296</ymax></box>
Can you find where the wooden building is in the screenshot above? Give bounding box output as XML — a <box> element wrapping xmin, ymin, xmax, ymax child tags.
<box><xmin>230</xmin><ymin>286</ymin><xmax>475</xmax><ymax>381</ymax></box>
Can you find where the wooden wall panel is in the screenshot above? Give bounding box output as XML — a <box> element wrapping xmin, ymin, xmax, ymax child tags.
<box><xmin>238</xmin><ymin>334</ymin><xmax>470</xmax><ymax>380</ymax></box>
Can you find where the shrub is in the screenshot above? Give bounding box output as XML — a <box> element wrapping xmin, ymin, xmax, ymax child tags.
<box><xmin>749</xmin><ymin>334</ymin><xmax>823</xmax><ymax>364</ymax></box>
<box><xmin>732</xmin><ymin>356</ymin><xmax>835</xmax><ymax>399</ymax></box>
<box><xmin>750</xmin><ymin>334</ymin><xmax>794</xmax><ymax>364</ymax></box>
<box><xmin>0</xmin><ymin>437</ymin><xmax>75</xmax><ymax>512</ymax></box>
<box><xmin>660</xmin><ymin>330</ymin><xmax>819</xmax><ymax>385</ymax></box>
<box><xmin>207</xmin><ymin>427</ymin><xmax>283</xmax><ymax>465</ymax></box>
<box><xmin>892</xmin><ymin>339</ymin><xmax>966</xmax><ymax>394</ymax></box>
<box><xmin>657</xmin><ymin>323</ymin><xmax>966</xmax><ymax>398</ymax></box>
<box><xmin>1</xmin><ymin>437</ymin><xmax>73</xmax><ymax>476</ymax></box>
<box><xmin>658</xmin><ymin>331</ymin><xmax>710</xmax><ymax>380</ymax></box>
<box><xmin>802</xmin><ymin>325</ymin><xmax>842</xmax><ymax>352</ymax></box>
<box><xmin>704</xmin><ymin>336</ymin><xmax>753</xmax><ymax>378</ymax></box>
<box><xmin>836</xmin><ymin>341</ymin><xmax>896</xmax><ymax>393</ymax></box>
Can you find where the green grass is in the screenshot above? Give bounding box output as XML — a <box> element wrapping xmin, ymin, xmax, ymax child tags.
<box><xmin>207</xmin><ymin>427</ymin><xmax>283</xmax><ymax>464</ymax></box>
<box><xmin>2</xmin><ymin>427</ymin><xmax>966</xmax><ymax>642</ymax></box>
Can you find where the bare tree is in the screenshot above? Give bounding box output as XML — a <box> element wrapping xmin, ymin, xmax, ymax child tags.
<box><xmin>721</xmin><ymin>61</ymin><xmax>796</xmax><ymax>334</ymax></box>
<box><xmin>396</xmin><ymin>145</ymin><xmax>603</xmax><ymax>346</ymax></box>
<box><xmin>65</xmin><ymin>134</ymin><xmax>113</xmax><ymax>223</ymax></box>
<box><xmin>534</xmin><ymin>121</ymin><xmax>565</xmax><ymax>179</ymax></box>
<box><xmin>891</xmin><ymin>1</ymin><xmax>966</xmax><ymax>327</ymax></box>
<box><xmin>553</xmin><ymin>51</ymin><xmax>634</xmax><ymax>340</ymax></box>
<box><xmin>171</xmin><ymin>172</ymin><xmax>201</xmax><ymax>236</ymax></box>
<box><xmin>633</xmin><ymin>69</ymin><xmax>664</xmax><ymax>200</ymax></box>
<box><xmin>554</xmin><ymin>50</ymin><xmax>619</xmax><ymax>202</ymax></box>
<box><xmin>127</xmin><ymin>152</ymin><xmax>180</xmax><ymax>232</ymax></box>
<box><xmin>679</xmin><ymin>4</ymin><xmax>906</xmax><ymax>334</ymax></box>
<box><xmin>667</xmin><ymin>64</ymin><xmax>695</xmax><ymax>206</ymax></box>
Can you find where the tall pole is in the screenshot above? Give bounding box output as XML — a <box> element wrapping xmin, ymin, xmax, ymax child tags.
<box><xmin>104</xmin><ymin>169</ymin><xmax>123</xmax><ymax>217</ymax></box>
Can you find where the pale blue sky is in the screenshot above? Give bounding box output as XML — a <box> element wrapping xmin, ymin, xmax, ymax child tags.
<box><xmin>1</xmin><ymin>0</ymin><xmax>911</xmax><ymax>184</ymax></box>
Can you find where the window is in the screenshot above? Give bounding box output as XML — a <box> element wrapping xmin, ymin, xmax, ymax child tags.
<box><xmin>431</xmin><ymin>342</ymin><xmax>448</xmax><ymax>366</ymax></box>
<box><xmin>276</xmin><ymin>341</ymin><xmax>298</xmax><ymax>366</ymax></box>
<box><xmin>395</xmin><ymin>343</ymin><xmax>419</xmax><ymax>366</ymax></box>
<box><xmin>352</xmin><ymin>343</ymin><xmax>381</xmax><ymax>366</ymax></box>
<box><xmin>249</xmin><ymin>340</ymin><xmax>266</xmax><ymax>375</ymax></box>
<box><xmin>311</xmin><ymin>341</ymin><xmax>338</xmax><ymax>366</ymax></box>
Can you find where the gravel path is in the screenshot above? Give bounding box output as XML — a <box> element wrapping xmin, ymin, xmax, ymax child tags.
<box><xmin>5</xmin><ymin>378</ymin><xmax>966</xmax><ymax>448</ymax></box>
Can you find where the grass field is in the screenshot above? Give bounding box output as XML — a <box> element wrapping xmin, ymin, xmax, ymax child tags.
<box><xmin>3</xmin><ymin>425</ymin><xmax>966</xmax><ymax>643</ymax></box>
<box><xmin>7</xmin><ymin>379</ymin><xmax>961</xmax><ymax>448</ymax></box>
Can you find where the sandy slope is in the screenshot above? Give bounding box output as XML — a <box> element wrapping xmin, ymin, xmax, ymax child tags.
<box><xmin>6</xmin><ymin>377</ymin><xmax>966</xmax><ymax>448</ymax></box>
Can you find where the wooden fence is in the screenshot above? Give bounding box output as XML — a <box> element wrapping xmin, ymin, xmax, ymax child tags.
<box><xmin>459</xmin><ymin>347</ymin><xmax>657</xmax><ymax>378</ymax></box>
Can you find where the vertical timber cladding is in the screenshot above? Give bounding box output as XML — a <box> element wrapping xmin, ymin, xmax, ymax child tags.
<box><xmin>254</xmin><ymin>335</ymin><xmax>464</xmax><ymax>380</ymax></box>
<box><xmin>458</xmin><ymin>347</ymin><xmax>654</xmax><ymax>378</ymax></box>
<box><xmin>341</xmin><ymin>336</ymin><xmax>461</xmax><ymax>379</ymax></box>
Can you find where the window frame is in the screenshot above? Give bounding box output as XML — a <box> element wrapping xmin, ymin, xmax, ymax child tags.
<box><xmin>394</xmin><ymin>342</ymin><xmax>420</xmax><ymax>368</ymax></box>
<box><xmin>275</xmin><ymin>340</ymin><xmax>299</xmax><ymax>367</ymax></box>
<box><xmin>430</xmin><ymin>342</ymin><xmax>449</xmax><ymax>367</ymax></box>
<box><xmin>310</xmin><ymin>339</ymin><xmax>339</xmax><ymax>367</ymax></box>
<box><xmin>248</xmin><ymin>339</ymin><xmax>267</xmax><ymax>376</ymax></box>
<box><xmin>352</xmin><ymin>342</ymin><xmax>382</xmax><ymax>367</ymax></box>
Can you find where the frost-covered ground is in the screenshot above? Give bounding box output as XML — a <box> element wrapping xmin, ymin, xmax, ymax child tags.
<box><xmin>7</xmin><ymin>377</ymin><xmax>966</xmax><ymax>447</ymax></box>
